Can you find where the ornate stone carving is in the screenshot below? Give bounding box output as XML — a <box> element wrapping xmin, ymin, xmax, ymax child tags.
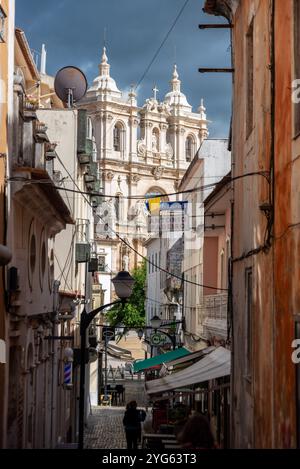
<box><xmin>159</xmin><ymin>123</ymin><xmax>168</xmax><ymax>131</ymax></box>
<box><xmin>137</xmin><ymin>139</ymin><xmax>146</xmax><ymax>158</ymax></box>
<box><xmin>127</xmin><ymin>173</ymin><xmax>141</xmax><ymax>184</ymax></box>
<box><xmin>152</xmin><ymin>166</ymin><xmax>164</xmax><ymax>180</ymax></box>
<box><xmin>165</xmin><ymin>143</ymin><xmax>174</xmax><ymax>160</ymax></box>
<box><xmin>158</xmin><ymin>102</ymin><xmax>171</xmax><ymax>115</ymax></box>
<box><xmin>180</xmin><ymin>127</ymin><xmax>186</xmax><ymax>135</ymax></box>
<box><xmin>143</xmin><ymin>98</ymin><xmax>158</xmax><ymax>112</ymax></box>
<box><xmin>104</xmin><ymin>171</ymin><xmax>114</xmax><ymax>181</ymax></box>
<box><xmin>129</xmin><ymin>117</ymin><xmax>139</xmax><ymax>127</ymax></box>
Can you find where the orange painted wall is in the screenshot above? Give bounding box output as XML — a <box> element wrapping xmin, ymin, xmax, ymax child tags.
<box><xmin>274</xmin><ymin>0</ymin><xmax>297</xmax><ymax>448</ymax></box>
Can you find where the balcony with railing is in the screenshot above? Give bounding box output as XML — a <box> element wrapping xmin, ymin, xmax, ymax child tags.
<box><xmin>197</xmin><ymin>293</ymin><xmax>228</xmax><ymax>342</ymax></box>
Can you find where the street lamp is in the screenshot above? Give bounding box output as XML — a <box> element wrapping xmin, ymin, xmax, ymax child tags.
<box><xmin>112</xmin><ymin>270</ymin><xmax>135</xmax><ymax>299</ymax></box>
<box><xmin>150</xmin><ymin>315</ymin><xmax>162</xmax><ymax>330</ymax></box>
<box><xmin>148</xmin><ymin>315</ymin><xmax>186</xmax><ymax>351</ymax></box>
<box><xmin>78</xmin><ymin>270</ymin><xmax>134</xmax><ymax>450</ymax></box>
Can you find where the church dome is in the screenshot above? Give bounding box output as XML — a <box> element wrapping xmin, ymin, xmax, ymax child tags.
<box><xmin>164</xmin><ymin>65</ymin><xmax>192</xmax><ymax>112</ymax></box>
<box><xmin>88</xmin><ymin>47</ymin><xmax>122</xmax><ymax>100</ymax></box>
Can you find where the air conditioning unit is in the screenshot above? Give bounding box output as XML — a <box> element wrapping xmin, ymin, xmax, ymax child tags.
<box><xmin>75</xmin><ymin>243</ymin><xmax>91</xmax><ymax>263</ymax></box>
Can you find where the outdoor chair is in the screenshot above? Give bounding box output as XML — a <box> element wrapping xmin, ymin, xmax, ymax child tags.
<box><xmin>116</xmin><ymin>384</ymin><xmax>125</xmax><ymax>404</ymax></box>
<box><xmin>100</xmin><ymin>394</ymin><xmax>112</xmax><ymax>406</ymax></box>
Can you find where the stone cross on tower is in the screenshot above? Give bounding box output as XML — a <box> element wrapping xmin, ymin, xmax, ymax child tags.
<box><xmin>152</xmin><ymin>85</ymin><xmax>159</xmax><ymax>101</ymax></box>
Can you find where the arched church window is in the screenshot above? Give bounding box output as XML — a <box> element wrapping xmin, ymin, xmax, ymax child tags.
<box><xmin>146</xmin><ymin>188</ymin><xmax>168</xmax><ymax>202</ymax></box>
<box><xmin>114</xmin><ymin>125</ymin><xmax>121</xmax><ymax>151</ymax></box>
<box><xmin>152</xmin><ymin>128</ymin><xmax>159</xmax><ymax>153</ymax></box>
<box><xmin>114</xmin><ymin>122</ymin><xmax>125</xmax><ymax>152</ymax></box>
<box><xmin>185</xmin><ymin>135</ymin><xmax>194</xmax><ymax>162</ymax></box>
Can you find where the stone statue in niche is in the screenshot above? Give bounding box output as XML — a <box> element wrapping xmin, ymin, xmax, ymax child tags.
<box><xmin>165</xmin><ymin>143</ymin><xmax>174</xmax><ymax>160</ymax></box>
<box><xmin>134</xmin><ymin>200</ymin><xmax>148</xmax><ymax>228</ymax></box>
<box><xmin>122</xmin><ymin>254</ymin><xmax>129</xmax><ymax>272</ymax></box>
<box><xmin>152</xmin><ymin>133</ymin><xmax>159</xmax><ymax>153</ymax></box>
<box><xmin>137</xmin><ymin>139</ymin><xmax>146</xmax><ymax>158</ymax></box>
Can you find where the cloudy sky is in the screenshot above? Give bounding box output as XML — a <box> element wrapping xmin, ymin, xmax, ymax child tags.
<box><xmin>16</xmin><ymin>0</ymin><xmax>232</xmax><ymax>137</ymax></box>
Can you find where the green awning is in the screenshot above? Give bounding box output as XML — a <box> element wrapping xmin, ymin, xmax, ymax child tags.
<box><xmin>133</xmin><ymin>348</ymin><xmax>191</xmax><ymax>373</ymax></box>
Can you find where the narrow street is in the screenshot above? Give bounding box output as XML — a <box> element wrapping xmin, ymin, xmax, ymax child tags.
<box><xmin>1</xmin><ymin>0</ymin><xmax>300</xmax><ymax>455</ymax></box>
<box><xmin>85</xmin><ymin>377</ymin><xmax>147</xmax><ymax>449</ymax></box>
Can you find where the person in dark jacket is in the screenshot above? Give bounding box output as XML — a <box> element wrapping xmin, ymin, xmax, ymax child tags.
<box><xmin>123</xmin><ymin>401</ymin><xmax>141</xmax><ymax>449</ymax></box>
<box><xmin>177</xmin><ymin>413</ymin><xmax>217</xmax><ymax>449</ymax></box>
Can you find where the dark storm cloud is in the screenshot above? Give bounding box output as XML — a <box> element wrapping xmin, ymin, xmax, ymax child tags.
<box><xmin>16</xmin><ymin>0</ymin><xmax>232</xmax><ymax>137</ymax></box>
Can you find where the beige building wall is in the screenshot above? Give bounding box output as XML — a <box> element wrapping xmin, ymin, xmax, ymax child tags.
<box><xmin>2</xmin><ymin>28</ymin><xmax>82</xmax><ymax>449</ymax></box>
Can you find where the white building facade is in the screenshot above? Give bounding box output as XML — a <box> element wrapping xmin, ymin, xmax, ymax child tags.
<box><xmin>79</xmin><ymin>47</ymin><xmax>209</xmax><ymax>302</ymax></box>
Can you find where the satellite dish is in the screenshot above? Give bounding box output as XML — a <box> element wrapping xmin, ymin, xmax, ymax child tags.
<box><xmin>54</xmin><ymin>66</ymin><xmax>87</xmax><ymax>107</ymax></box>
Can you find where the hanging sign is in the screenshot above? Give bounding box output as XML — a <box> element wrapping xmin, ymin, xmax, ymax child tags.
<box><xmin>150</xmin><ymin>332</ymin><xmax>170</xmax><ymax>347</ymax></box>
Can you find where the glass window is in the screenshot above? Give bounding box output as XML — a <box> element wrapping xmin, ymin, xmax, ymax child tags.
<box><xmin>113</xmin><ymin>125</ymin><xmax>121</xmax><ymax>151</ymax></box>
<box><xmin>98</xmin><ymin>255</ymin><xmax>106</xmax><ymax>272</ymax></box>
<box><xmin>185</xmin><ymin>136</ymin><xmax>193</xmax><ymax>162</ymax></box>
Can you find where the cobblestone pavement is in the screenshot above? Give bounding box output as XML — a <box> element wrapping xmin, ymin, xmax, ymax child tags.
<box><xmin>85</xmin><ymin>377</ymin><xmax>148</xmax><ymax>449</ymax></box>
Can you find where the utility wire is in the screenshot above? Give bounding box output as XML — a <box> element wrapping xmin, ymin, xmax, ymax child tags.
<box><xmin>6</xmin><ymin>168</ymin><xmax>272</xmax><ymax>291</ymax></box>
<box><xmin>96</xmin><ymin>0</ymin><xmax>192</xmax><ymax>155</ymax></box>
<box><xmin>135</xmin><ymin>0</ymin><xmax>191</xmax><ymax>90</ymax></box>
<box><xmin>7</xmin><ymin>171</ymin><xmax>269</xmax><ymax>201</ymax></box>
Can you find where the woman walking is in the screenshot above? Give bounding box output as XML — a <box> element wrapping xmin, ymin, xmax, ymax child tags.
<box><xmin>123</xmin><ymin>401</ymin><xmax>141</xmax><ymax>450</ymax></box>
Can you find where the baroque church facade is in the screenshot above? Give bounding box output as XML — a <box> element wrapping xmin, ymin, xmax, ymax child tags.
<box><xmin>80</xmin><ymin>47</ymin><xmax>208</xmax><ymax>303</ymax></box>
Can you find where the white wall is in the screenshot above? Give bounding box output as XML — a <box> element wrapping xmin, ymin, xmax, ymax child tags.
<box><xmin>181</xmin><ymin>139</ymin><xmax>231</xmax><ymax>350</ymax></box>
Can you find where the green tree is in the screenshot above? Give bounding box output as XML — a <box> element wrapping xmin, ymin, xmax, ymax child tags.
<box><xmin>107</xmin><ymin>261</ymin><xmax>146</xmax><ymax>328</ymax></box>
